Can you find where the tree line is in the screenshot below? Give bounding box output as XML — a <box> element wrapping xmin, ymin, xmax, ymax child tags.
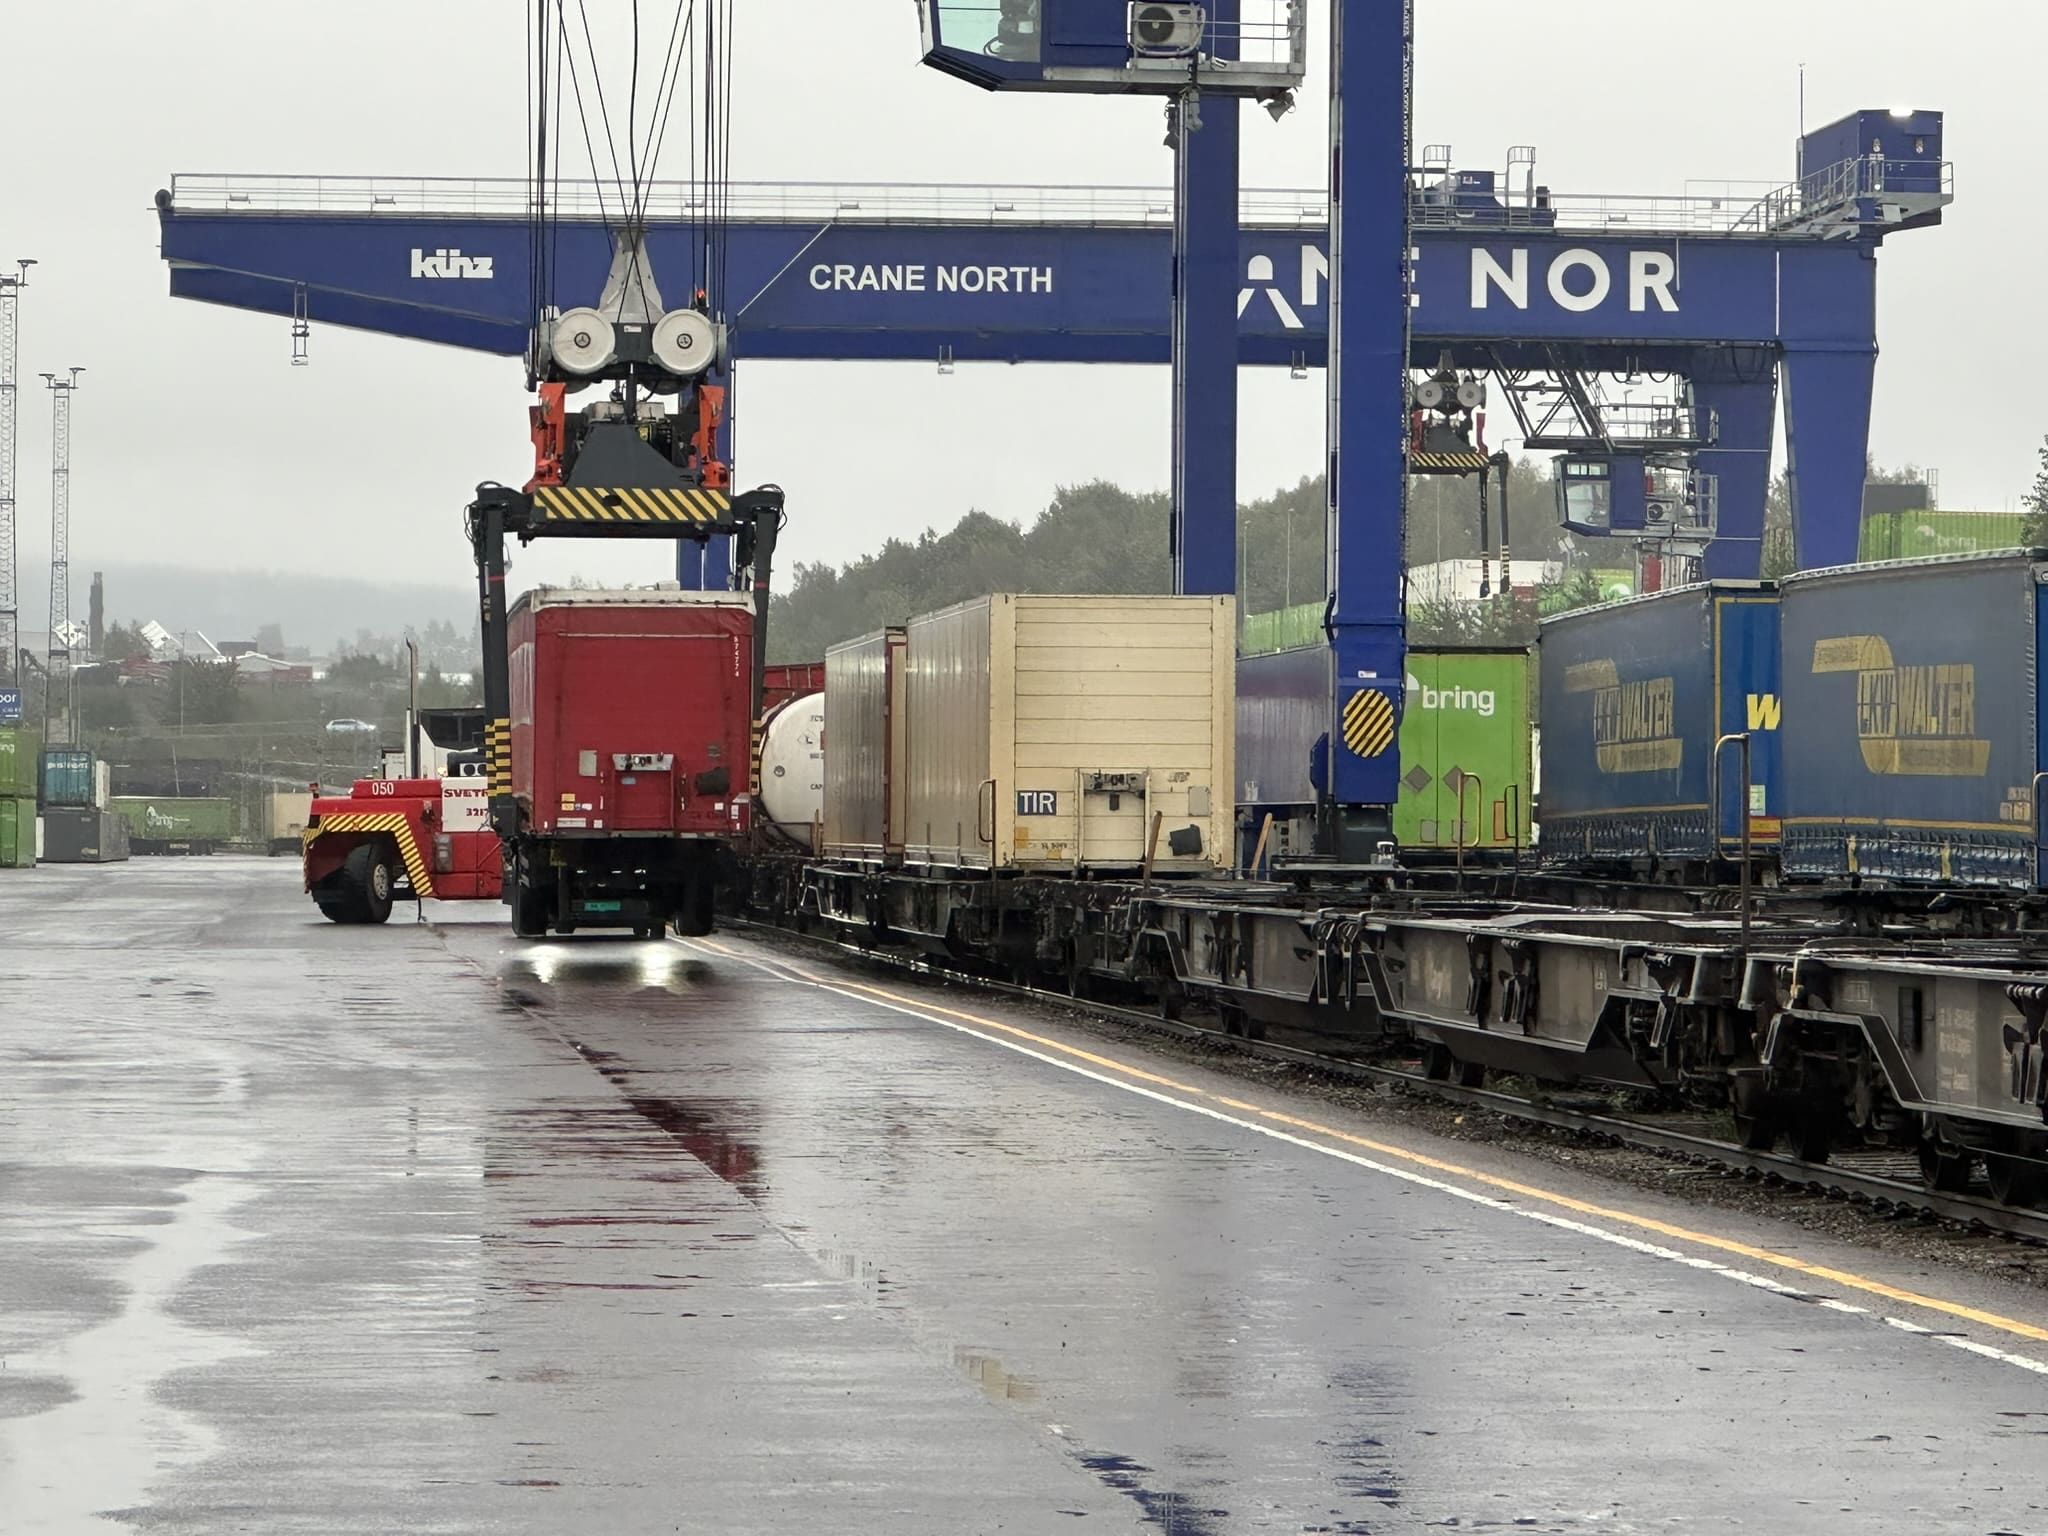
<box><xmin>768</xmin><ymin>459</ymin><xmax>1583</xmax><ymax>661</ymax></box>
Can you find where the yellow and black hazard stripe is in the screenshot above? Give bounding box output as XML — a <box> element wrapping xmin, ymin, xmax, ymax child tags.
<box><xmin>1341</xmin><ymin>688</ymin><xmax>1397</xmax><ymax>759</ymax></box>
<box><xmin>485</xmin><ymin>716</ymin><xmax>512</xmax><ymax>796</ymax></box>
<box><xmin>307</xmin><ymin>811</ymin><xmax>435</xmax><ymax>898</ymax></box>
<box><xmin>533</xmin><ymin>484</ymin><xmax>731</xmax><ymax>524</ymax></box>
<box><xmin>1409</xmin><ymin>450</ymin><xmax>1492</xmax><ymax>474</ymax></box>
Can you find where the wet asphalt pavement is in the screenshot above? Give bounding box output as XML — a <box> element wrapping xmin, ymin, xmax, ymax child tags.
<box><xmin>4</xmin><ymin>860</ymin><xmax>2048</xmax><ymax>1534</ymax></box>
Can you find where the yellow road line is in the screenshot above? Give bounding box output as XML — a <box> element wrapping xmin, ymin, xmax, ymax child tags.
<box><xmin>702</xmin><ymin>936</ymin><xmax>2048</xmax><ymax>1352</ymax></box>
<box><xmin>1204</xmin><ymin>1095</ymin><xmax>2048</xmax><ymax>1343</ymax></box>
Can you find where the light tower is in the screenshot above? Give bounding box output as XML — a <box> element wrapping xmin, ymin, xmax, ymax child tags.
<box><xmin>0</xmin><ymin>260</ymin><xmax>33</xmax><ymax>688</ymax></box>
<box><xmin>42</xmin><ymin>367</ymin><xmax>82</xmax><ymax>745</ymax></box>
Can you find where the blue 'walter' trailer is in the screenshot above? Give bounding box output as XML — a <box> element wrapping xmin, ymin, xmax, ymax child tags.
<box><xmin>1538</xmin><ymin>582</ymin><xmax>1781</xmax><ymax>867</ymax></box>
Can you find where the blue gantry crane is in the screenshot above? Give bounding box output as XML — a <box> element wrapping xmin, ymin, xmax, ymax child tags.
<box><xmin>153</xmin><ymin>2</ymin><xmax>1948</xmax><ymax>857</ymax></box>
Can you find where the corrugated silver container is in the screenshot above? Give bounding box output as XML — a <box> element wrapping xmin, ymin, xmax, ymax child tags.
<box><xmin>822</xmin><ymin>627</ymin><xmax>907</xmax><ymax>862</ymax></box>
<box><xmin>903</xmin><ymin>594</ymin><xmax>1236</xmax><ymax>873</ymax></box>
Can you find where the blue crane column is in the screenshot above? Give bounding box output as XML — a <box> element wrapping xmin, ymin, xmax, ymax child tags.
<box><xmin>1321</xmin><ymin>0</ymin><xmax>1412</xmax><ymax>849</ymax></box>
<box><xmin>1779</xmin><ymin>246</ymin><xmax>1879</xmax><ymax>569</ymax></box>
<box><xmin>1169</xmin><ymin>0</ymin><xmax>1240</xmax><ymax>597</ymax></box>
<box><xmin>1694</xmin><ymin>358</ymin><xmax>1778</xmax><ymax>580</ymax></box>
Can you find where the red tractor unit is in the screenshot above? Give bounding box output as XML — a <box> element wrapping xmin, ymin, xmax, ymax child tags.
<box><xmin>302</xmin><ymin>771</ymin><xmax>502</xmax><ymax>923</ymax></box>
<box><xmin>303</xmin><ymin>706</ymin><xmax>503</xmax><ymax>923</ymax></box>
<box><xmin>503</xmin><ymin>587</ymin><xmax>755</xmax><ymax>939</ymax></box>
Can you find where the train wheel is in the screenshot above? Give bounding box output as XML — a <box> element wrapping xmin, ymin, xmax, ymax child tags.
<box><xmin>1421</xmin><ymin>1042</ymin><xmax>1454</xmax><ymax>1082</ymax></box>
<box><xmin>1918</xmin><ymin>1138</ymin><xmax>1974</xmax><ymax>1194</ymax></box>
<box><xmin>1730</xmin><ymin>1078</ymin><xmax>1779</xmax><ymax>1151</ymax></box>
<box><xmin>1985</xmin><ymin>1155</ymin><xmax>2043</xmax><ymax>1209</ymax></box>
<box><xmin>1792</xmin><ymin>1118</ymin><xmax>1833</xmax><ymax>1165</ymax></box>
<box><xmin>1155</xmin><ymin>979</ymin><xmax>1187</xmax><ymax>1023</ymax></box>
<box><xmin>1064</xmin><ymin>946</ymin><xmax>1092</xmax><ymax>1001</ymax></box>
<box><xmin>1455</xmin><ymin>1058</ymin><xmax>1485</xmax><ymax>1089</ymax></box>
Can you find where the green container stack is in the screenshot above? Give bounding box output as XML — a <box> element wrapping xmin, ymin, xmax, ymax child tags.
<box><xmin>0</xmin><ymin>726</ymin><xmax>38</xmax><ymax>868</ymax></box>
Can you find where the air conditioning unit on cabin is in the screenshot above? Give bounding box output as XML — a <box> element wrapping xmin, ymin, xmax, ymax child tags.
<box><xmin>1130</xmin><ymin>3</ymin><xmax>1204</xmax><ymax>59</ymax></box>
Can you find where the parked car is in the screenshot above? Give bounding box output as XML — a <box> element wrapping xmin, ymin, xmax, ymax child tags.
<box><xmin>324</xmin><ymin>718</ymin><xmax>378</xmax><ymax>735</ymax></box>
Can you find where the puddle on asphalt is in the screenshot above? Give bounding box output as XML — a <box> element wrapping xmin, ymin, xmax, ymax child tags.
<box><xmin>617</xmin><ymin>1093</ymin><xmax>767</xmax><ymax>1198</ymax></box>
<box><xmin>1072</xmin><ymin>1448</ymin><xmax>1231</xmax><ymax>1534</ymax></box>
<box><xmin>0</xmin><ymin>1171</ymin><xmax>258</xmax><ymax>1529</ymax></box>
<box><xmin>500</xmin><ymin>947</ymin><xmax>714</xmax><ymax>997</ymax></box>
<box><xmin>952</xmin><ymin>1345</ymin><xmax>1038</xmax><ymax>1404</ymax></box>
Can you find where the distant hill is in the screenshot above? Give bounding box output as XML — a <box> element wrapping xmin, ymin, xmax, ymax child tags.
<box><xmin>24</xmin><ymin>559</ymin><xmax>475</xmax><ymax>656</ymax></box>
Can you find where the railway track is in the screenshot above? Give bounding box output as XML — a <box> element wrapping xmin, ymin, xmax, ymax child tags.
<box><xmin>728</xmin><ymin>917</ymin><xmax>2048</xmax><ymax>1248</ymax></box>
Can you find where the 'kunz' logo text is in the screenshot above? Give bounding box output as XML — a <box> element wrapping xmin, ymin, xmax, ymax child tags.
<box><xmin>410</xmin><ymin>248</ymin><xmax>494</xmax><ymax>280</ymax></box>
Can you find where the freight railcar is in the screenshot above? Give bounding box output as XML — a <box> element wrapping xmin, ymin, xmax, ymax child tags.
<box><xmin>739</xmin><ymin>563</ymin><xmax>2048</xmax><ymax>1206</ymax></box>
<box><xmin>805</xmin><ymin>594</ymin><xmax>1235</xmax><ymax>981</ymax></box>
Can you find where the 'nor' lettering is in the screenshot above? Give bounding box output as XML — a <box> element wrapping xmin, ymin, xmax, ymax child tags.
<box><xmin>1467</xmin><ymin>247</ymin><xmax>1680</xmax><ymax>313</ymax></box>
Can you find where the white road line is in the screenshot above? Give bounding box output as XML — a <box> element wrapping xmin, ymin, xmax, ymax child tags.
<box><xmin>694</xmin><ymin>939</ymin><xmax>2048</xmax><ymax>1379</ymax></box>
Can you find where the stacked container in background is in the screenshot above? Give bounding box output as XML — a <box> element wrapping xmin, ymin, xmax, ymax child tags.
<box><xmin>0</xmin><ymin>727</ymin><xmax>37</xmax><ymax>868</ymax></box>
<box><xmin>38</xmin><ymin>747</ymin><xmax>94</xmax><ymax>809</ymax></box>
<box><xmin>36</xmin><ymin>744</ymin><xmax>130</xmax><ymax>864</ymax></box>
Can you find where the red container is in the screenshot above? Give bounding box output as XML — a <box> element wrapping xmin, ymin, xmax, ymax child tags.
<box><xmin>509</xmin><ymin>588</ymin><xmax>755</xmax><ymax>840</ymax></box>
<box><xmin>762</xmin><ymin>660</ymin><xmax>826</xmax><ymax>713</ymax></box>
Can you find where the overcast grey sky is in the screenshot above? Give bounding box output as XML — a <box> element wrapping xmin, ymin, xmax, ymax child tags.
<box><xmin>0</xmin><ymin>1</ymin><xmax>2022</xmax><ymax>597</ymax></box>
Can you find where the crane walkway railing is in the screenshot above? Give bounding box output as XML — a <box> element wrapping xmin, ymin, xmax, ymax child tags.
<box><xmin>167</xmin><ymin>172</ymin><xmax>1914</xmax><ymax>239</ymax></box>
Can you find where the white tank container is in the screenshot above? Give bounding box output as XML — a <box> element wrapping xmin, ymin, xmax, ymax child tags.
<box><xmin>902</xmin><ymin>594</ymin><xmax>1236</xmax><ymax>874</ymax></box>
<box><xmin>758</xmin><ymin>691</ymin><xmax>824</xmax><ymax>847</ymax></box>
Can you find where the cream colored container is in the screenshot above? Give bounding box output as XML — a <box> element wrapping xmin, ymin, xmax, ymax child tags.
<box><xmin>902</xmin><ymin>594</ymin><xmax>1234</xmax><ymax>873</ymax></box>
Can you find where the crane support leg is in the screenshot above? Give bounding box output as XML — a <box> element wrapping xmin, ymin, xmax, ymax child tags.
<box><xmin>1168</xmin><ymin>0</ymin><xmax>1240</xmax><ymax>599</ymax></box>
<box><xmin>471</xmin><ymin>495</ymin><xmax>514</xmax><ymax>836</ymax></box>
<box><xmin>1695</xmin><ymin>367</ymin><xmax>1777</xmax><ymax>579</ymax></box>
<box><xmin>1320</xmin><ymin>0</ymin><xmax>1413</xmax><ymax>857</ymax></box>
<box><xmin>1781</xmin><ymin>345</ymin><xmax>1876</xmax><ymax>570</ymax></box>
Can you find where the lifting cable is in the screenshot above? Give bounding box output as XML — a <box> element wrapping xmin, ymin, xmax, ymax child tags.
<box><xmin>525</xmin><ymin>0</ymin><xmax>712</xmax><ymax>319</ymax></box>
<box><xmin>573</xmin><ymin>0</ymin><xmax>631</xmax><ymax>221</ymax></box>
<box><xmin>551</xmin><ymin>1</ymin><xmax>617</xmax><ymax>240</ymax></box>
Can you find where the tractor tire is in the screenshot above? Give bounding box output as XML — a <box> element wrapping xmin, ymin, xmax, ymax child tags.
<box><xmin>344</xmin><ymin>842</ymin><xmax>396</xmax><ymax>926</ymax></box>
<box><xmin>509</xmin><ymin>869</ymin><xmax>549</xmax><ymax>939</ymax></box>
<box><xmin>674</xmin><ymin>876</ymin><xmax>716</xmax><ymax>938</ymax></box>
<box><xmin>314</xmin><ymin>894</ymin><xmax>359</xmax><ymax>925</ymax></box>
